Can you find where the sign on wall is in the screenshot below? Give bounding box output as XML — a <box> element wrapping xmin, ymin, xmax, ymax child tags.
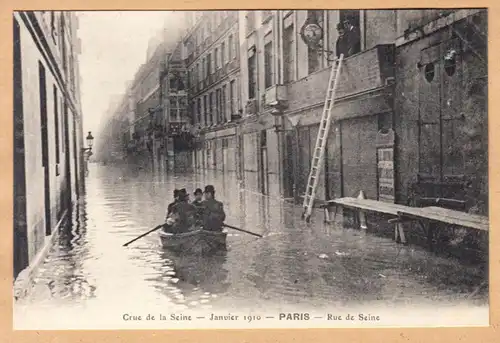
<box><xmin>377</xmin><ymin>147</ymin><xmax>395</xmax><ymax>203</ymax></box>
<box><xmin>376</xmin><ymin>128</ymin><xmax>395</xmax><ymax>203</ymax></box>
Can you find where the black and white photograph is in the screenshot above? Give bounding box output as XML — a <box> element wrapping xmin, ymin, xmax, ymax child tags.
<box><xmin>13</xmin><ymin>9</ymin><xmax>488</xmax><ymax>329</ymax></box>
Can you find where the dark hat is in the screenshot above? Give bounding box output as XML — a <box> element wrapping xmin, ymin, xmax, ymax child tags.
<box><xmin>336</xmin><ymin>22</ymin><xmax>345</xmax><ymax>30</ymax></box>
<box><xmin>204</xmin><ymin>185</ymin><xmax>215</xmax><ymax>194</ymax></box>
<box><xmin>194</xmin><ymin>188</ymin><xmax>203</xmax><ymax>195</ymax></box>
<box><xmin>178</xmin><ymin>188</ymin><xmax>189</xmax><ymax>200</ymax></box>
<box><xmin>173</xmin><ymin>189</ymin><xmax>180</xmax><ymax>197</ymax></box>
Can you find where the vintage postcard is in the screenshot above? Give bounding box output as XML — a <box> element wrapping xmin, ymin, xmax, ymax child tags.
<box><xmin>11</xmin><ymin>8</ymin><xmax>490</xmax><ymax>331</ymax></box>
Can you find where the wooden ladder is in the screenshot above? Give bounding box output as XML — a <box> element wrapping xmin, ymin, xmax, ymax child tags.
<box><xmin>301</xmin><ymin>54</ymin><xmax>344</xmax><ymax>223</ymax></box>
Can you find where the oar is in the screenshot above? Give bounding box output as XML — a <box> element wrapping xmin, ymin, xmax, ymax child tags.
<box><xmin>123</xmin><ymin>224</ymin><xmax>165</xmax><ymax>247</ymax></box>
<box><xmin>222</xmin><ymin>223</ymin><xmax>263</xmax><ymax>238</ymax></box>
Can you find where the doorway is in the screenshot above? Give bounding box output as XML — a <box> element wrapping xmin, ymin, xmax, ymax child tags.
<box><xmin>38</xmin><ymin>62</ymin><xmax>51</xmax><ymax>236</ymax></box>
<box><xmin>259</xmin><ymin>130</ymin><xmax>269</xmax><ymax>195</ymax></box>
<box><xmin>14</xmin><ymin>17</ymin><xmax>28</xmax><ymax>277</ymax></box>
<box><xmin>418</xmin><ymin>38</ymin><xmax>465</xmax><ymax>184</ymax></box>
<box><xmin>63</xmin><ymin>101</ymin><xmax>72</xmax><ymax>210</ymax></box>
<box><xmin>72</xmin><ymin>116</ymin><xmax>79</xmax><ymax>198</ymax></box>
<box><xmin>284</xmin><ymin>133</ymin><xmax>296</xmax><ymax>198</ymax></box>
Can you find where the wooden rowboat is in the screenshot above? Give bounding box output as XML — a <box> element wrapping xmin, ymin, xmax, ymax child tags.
<box><xmin>158</xmin><ymin>228</ymin><xmax>227</xmax><ymax>254</ymax></box>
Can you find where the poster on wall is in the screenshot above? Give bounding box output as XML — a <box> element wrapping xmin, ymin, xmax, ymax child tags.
<box><xmin>377</xmin><ymin>147</ymin><xmax>395</xmax><ymax>203</ymax></box>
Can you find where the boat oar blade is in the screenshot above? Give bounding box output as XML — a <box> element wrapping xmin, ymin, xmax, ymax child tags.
<box><xmin>123</xmin><ymin>224</ymin><xmax>164</xmax><ymax>247</ymax></box>
<box><xmin>222</xmin><ymin>224</ymin><xmax>263</xmax><ymax>238</ymax></box>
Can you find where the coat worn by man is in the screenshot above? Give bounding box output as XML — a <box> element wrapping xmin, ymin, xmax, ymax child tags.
<box><xmin>201</xmin><ymin>199</ymin><xmax>226</xmax><ymax>232</ymax></box>
<box><xmin>167</xmin><ymin>201</ymin><xmax>178</xmax><ymax>217</ymax></box>
<box><xmin>191</xmin><ymin>199</ymin><xmax>204</xmax><ymax>226</ymax></box>
<box><xmin>336</xmin><ymin>34</ymin><xmax>350</xmax><ymax>58</ymax></box>
<box><xmin>170</xmin><ymin>200</ymin><xmax>197</xmax><ymax>233</ymax></box>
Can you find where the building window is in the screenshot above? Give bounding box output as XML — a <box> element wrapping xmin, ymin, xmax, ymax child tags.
<box><xmin>218</xmin><ymin>89</ymin><xmax>223</xmax><ymax>122</ymax></box>
<box><xmin>61</xmin><ymin>100</ymin><xmax>66</xmax><ymax>153</ymax></box>
<box><xmin>260</xmin><ymin>130</ymin><xmax>267</xmax><ymax>147</ymax></box>
<box><xmin>197</xmin><ymin>98</ymin><xmax>202</xmax><ymax>124</ymax></box>
<box><xmin>228</xmin><ymin>35</ymin><xmax>233</xmax><ymax>60</ymax></box>
<box><xmin>53</xmin><ymin>85</ymin><xmax>60</xmax><ymax>166</ymax></box>
<box><xmin>192</xmin><ymin>98</ymin><xmax>197</xmax><ymax>124</ymax></box>
<box><xmin>178</xmin><ymin>74</ymin><xmax>185</xmax><ymax>91</ymax></box>
<box><xmin>339</xmin><ymin>10</ymin><xmax>361</xmax><ymax>56</ymax></box>
<box><xmin>222</xmin><ymin>85</ymin><xmax>227</xmax><ymax>121</ymax></box>
<box><xmin>178</xmin><ymin>97</ymin><xmax>187</xmax><ymax>120</ymax></box>
<box><xmin>170</xmin><ymin>76</ymin><xmax>176</xmax><ymax>90</ymax></box>
<box><xmin>201</xmin><ymin>59</ymin><xmax>205</xmax><ymax>79</ymax></box>
<box><xmin>264</xmin><ymin>40</ymin><xmax>274</xmax><ymax>89</ymax></box>
<box><xmin>207</xmin><ymin>53</ymin><xmax>212</xmax><ymax>75</ymax></box>
<box><xmin>221</xmin><ymin>41</ymin><xmax>226</xmax><ymax>65</ymax></box>
<box><xmin>248</xmin><ymin>50</ymin><xmax>257</xmax><ymax>99</ymax></box>
<box><xmin>215</xmin><ymin>89</ymin><xmax>220</xmax><ymax>124</ymax></box>
<box><xmin>246</xmin><ymin>11</ymin><xmax>255</xmax><ymax>35</ymax></box>
<box><xmin>283</xmin><ymin>24</ymin><xmax>295</xmax><ymax>83</ymax></box>
<box><xmin>214</xmin><ymin>47</ymin><xmax>219</xmax><ymax>70</ymax></box>
<box><xmin>38</xmin><ymin>62</ymin><xmax>48</xmax><ymax>168</ymax></box>
<box><xmin>203</xmin><ymin>95</ymin><xmax>208</xmax><ymax>125</ymax></box>
<box><xmin>214</xmin><ymin>48</ymin><xmax>223</xmax><ymax>70</ymax></box>
<box><xmin>209</xmin><ymin>92</ymin><xmax>214</xmax><ymax>125</ymax></box>
<box><xmin>230</xmin><ymin>80</ymin><xmax>236</xmax><ymax>115</ymax></box>
<box><xmin>307</xmin><ymin>10</ymin><xmax>324</xmax><ymax>74</ymax></box>
<box><xmin>170</xmin><ymin>98</ymin><xmax>178</xmax><ymax>121</ymax></box>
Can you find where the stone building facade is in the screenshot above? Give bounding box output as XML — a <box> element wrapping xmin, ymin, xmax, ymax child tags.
<box><xmin>236</xmin><ymin>9</ymin><xmax>487</xmax><ymax>216</ymax></box>
<box><xmin>99</xmin><ymin>10</ymin><xmax>487</xmax><ymax>217</ymax></box>
<box><xmin>394</xmin><ymin>9</ymin><xmax>487</xmax><ymax>214</ymax></box>
<box><xmin>115</xmin><ymin>13</ymin><xmax>190</xmax><ymax>171</ymax></box>
<box><xmin>14</xmin><ymin>11</ymin><xmax>85</xmax><ymax>279</ymax></box>
<box><xmin>183</xmin><ymin>11</ymin><xmax>241</xmax><ymax>175</ymax></box>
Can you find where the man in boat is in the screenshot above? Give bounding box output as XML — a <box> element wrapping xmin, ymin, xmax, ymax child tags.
<box><xmin>167</xmin><ymin>188</ymin><xmax>197</xmax><ymax>234</ymax></box>
<box><xmin>191</xmin><ymin>188</ymin><xmax>204</xmax><ymax>227</ymax></box>
<box><xmin>201</xmin><ymin>185</ymin><xmax>226</xmax><ymax>232</ymax></box>
<box><xmin>166</xmin><ymin>189</ymin><xmax>180</xmax><ymax>218</ymax></box>
<box><xmin>163</xmin><ymin>189</ymin><xmax>180</xmax><ymax>233</ymax></box>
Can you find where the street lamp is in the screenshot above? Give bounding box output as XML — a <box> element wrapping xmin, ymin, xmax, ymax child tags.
<box><xmin>83</xmin><ymin>131</ymin><xmax>94</xmax><ymax>152</ymax></box>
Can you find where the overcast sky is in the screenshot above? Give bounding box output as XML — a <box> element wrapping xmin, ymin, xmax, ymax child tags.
<box><xmin>77</xmin><ymin>11</ymin><xmax>171</xmax><ymax>140</ymax></box>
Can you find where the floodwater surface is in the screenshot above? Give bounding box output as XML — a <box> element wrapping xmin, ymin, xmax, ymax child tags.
<box><xmin>14</xmin><ymin>163</ymin><xmax>488</xmax><ymax>329</ymax></box>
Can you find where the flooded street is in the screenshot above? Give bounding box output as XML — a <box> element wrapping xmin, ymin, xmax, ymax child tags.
<box><xmin>14</xmin><ymin>163</ymin><xmax>488</xmax><ymax>329</ymax></box>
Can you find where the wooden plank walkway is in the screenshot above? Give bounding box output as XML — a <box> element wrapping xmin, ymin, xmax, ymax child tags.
<box><xmin>397</xmin><ymin>206</ymin><xmax>489</xmax><ymax>232</ymax></box>
<box><xmin>327</xmin><ymin>197</ymin><xmax>410</xmax><ymax>216</ymax></box>
<box><xmin>325</xmin><ymin>197</ymin><xmax>489</xmax><ymax>246</ymax></box>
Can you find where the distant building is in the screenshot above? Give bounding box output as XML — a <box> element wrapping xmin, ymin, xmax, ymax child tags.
<box><xmin>183</xmin><ymin>11</ymin><xmax>241</xmax><ymax>174</ymax></box>
<box><xmin>111</xmin><ymin>12</ymin><xmax>190</xmax><ymax>171</ymax></box>
<box><xmin>13</xmin><ymin>11</ymin><xmax>85</xmax><ymax>279</ymax></box>
<box><xmin>161</xmin><ymin>40</ymin><xmax>191</xmax><ymax>172</ymax></box>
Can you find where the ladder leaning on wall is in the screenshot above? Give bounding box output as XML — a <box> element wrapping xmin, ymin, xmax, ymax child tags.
<box><xmin>301</xmin><ymin>54</ymin><xmax>344</xmax><ymax>223</ymax></box>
